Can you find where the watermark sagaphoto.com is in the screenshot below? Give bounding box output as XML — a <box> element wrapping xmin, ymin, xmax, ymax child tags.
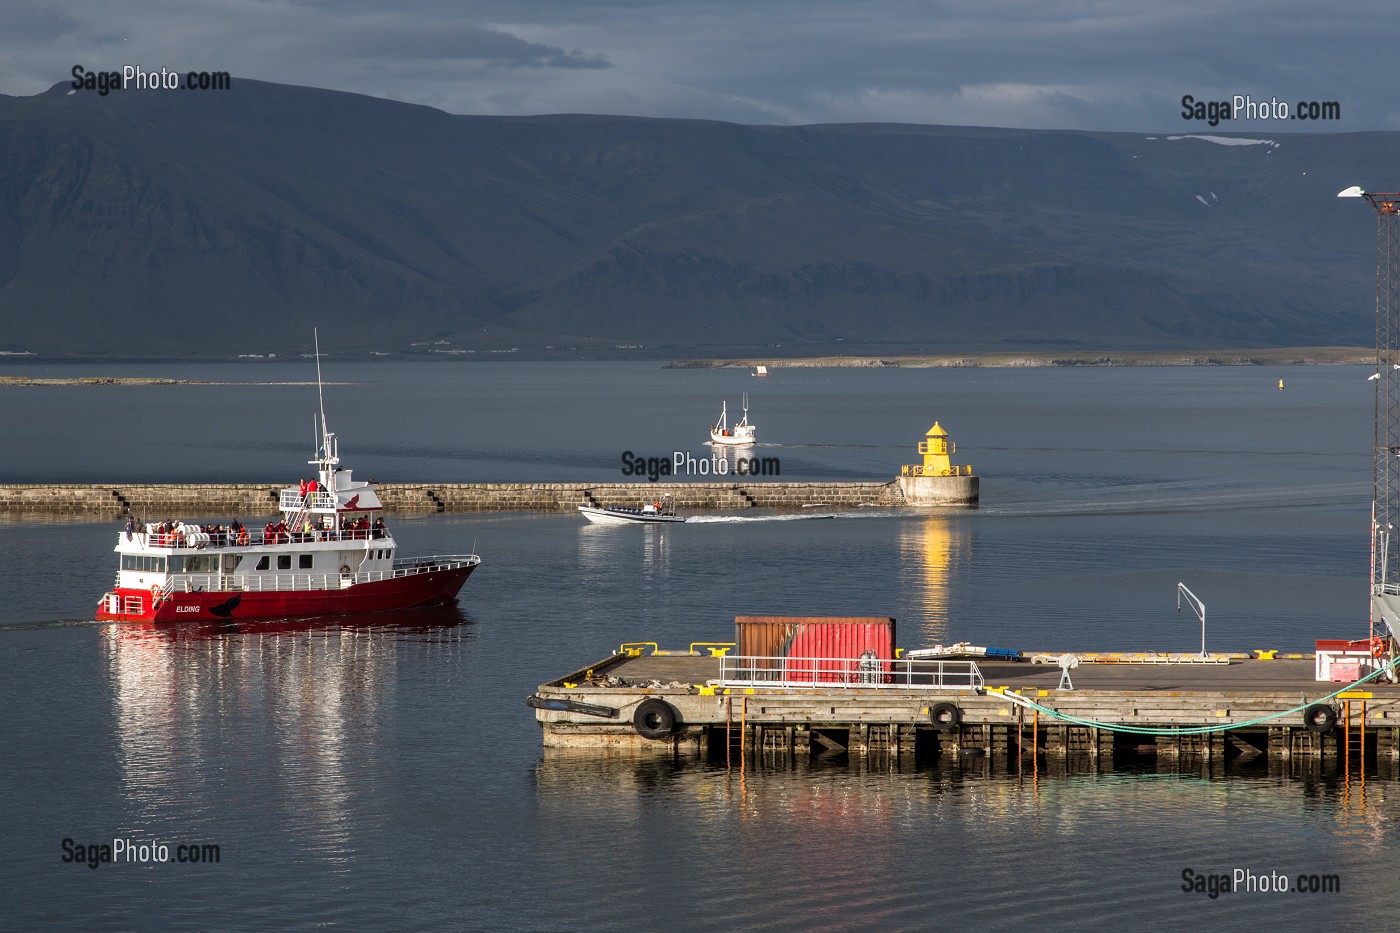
<box><xmin>70</xmin><ymin>64</ymin><xmax>231</xmax><ymax>96</ymax></box>
<box><xmin>1181</xmin><ymin>867</ymin><xmax>1340</xmax><ymax>899</ymax></box>
<box><xmin>621</xmin><ymin>450</ymin><xmax>780</xmax><ymax>482</ymax></box>
<box><xmin>61</xmin><ymin>836</ymin><xmax>221</xmax><ymax>869</ymax></box>
<box><xmin>1181</xmin><ymin>94</ymin><xmax>1340</xmax><ymax>126</ymax></box>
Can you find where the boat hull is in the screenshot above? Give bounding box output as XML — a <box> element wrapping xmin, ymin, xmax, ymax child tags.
<box><xmin>578</xmin><ymin>506</ymin><xmax>685</xmax><ymax>524</ymax></box>
<box><xmin>709</xmin><ymin>433</ymin><xmax>755</xmax><ymax>446</ymax></box>
<box><xmin>96</xmin><ymin>563</ymin><xmax>477</xmax><ymax>623</ymax></box>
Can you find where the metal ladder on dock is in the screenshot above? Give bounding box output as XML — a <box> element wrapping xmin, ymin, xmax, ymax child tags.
<box><xmin>1343</xmin><ymin>698</ymin><xmax>1367</xmax><ymax>763</ymax></box>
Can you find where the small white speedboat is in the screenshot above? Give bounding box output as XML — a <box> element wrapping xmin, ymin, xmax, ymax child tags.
<box><xmin>578</xmin><ymin>495</ymin><xmax>685</xmax><ymax>524</ymax></box>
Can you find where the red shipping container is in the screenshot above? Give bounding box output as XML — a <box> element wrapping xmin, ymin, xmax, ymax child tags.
<box><xmin>735</xmin><ymin>617</ymin><xmax>895</xmax><ymax>684</ymax></box>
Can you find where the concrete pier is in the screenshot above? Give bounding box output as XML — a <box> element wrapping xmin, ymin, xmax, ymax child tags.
<box><xmin>0</xmin><ymin>480</ymin><xmax>913</xmax><ymax>518</ymax></box>
<box><xmin>529</xmin><ymin>649</ymin><xmax>1400</xmax><ymax>769</ymax></box>
<box><xmin>897</xmin><ymin>473</ymin><xmax>980</xmax><ymax>505</ymax></box>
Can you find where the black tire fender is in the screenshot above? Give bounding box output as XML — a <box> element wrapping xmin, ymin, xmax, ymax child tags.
<box><xmin>633</xmin><ymin>698</ymin><xmax>678</xmax><ymax>739</ymax></box>
<box><xmin>1302</xmin><ymin>703</ymin><xmax>1337</xmax><ymax>733</ymax></box>
<box><xmin>930</xmin><ymin>702</ymin><xmax>962</xmax><ymax>732</ymax></box>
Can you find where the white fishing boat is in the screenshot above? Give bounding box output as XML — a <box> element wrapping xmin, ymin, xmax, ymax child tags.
<box><xmin>578</xmin><ymin>494</ymin><xmax>685</xmax><ymax>524</ymax></box>
<box><xmin>710</xmin><ymin>394</ymin><xmax>757</xmax><ymax>446</ymax></box>
<box><xmin>753</xmin><ymin>364</ymin><xmax>768</xmax><ymax>377</ymax></box>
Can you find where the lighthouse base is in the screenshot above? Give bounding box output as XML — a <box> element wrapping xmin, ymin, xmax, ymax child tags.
<box><xmin>897</xmin><ymin>474</ymin><xmax>979</xmax><ymax>506</ymax></box>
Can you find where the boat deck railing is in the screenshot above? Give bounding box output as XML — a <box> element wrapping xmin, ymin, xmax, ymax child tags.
<box><xmin>718</xmin><ymin>655</ymin><xmax>984</xmax><ymax>691</ymax></box>
<box><xmin>129</xmin><ymin>555</ymin><xmax>480</xmax><ymax>595</ymax></box>
<box><xmin>133</xmin><ymin>528</ymin><xmax>390</xmax><ymax>549</ymax></box>
<box><xmin>278</xmin><ymin>490</ymin><xmax>337</xmax><ymax>512</ymax></box>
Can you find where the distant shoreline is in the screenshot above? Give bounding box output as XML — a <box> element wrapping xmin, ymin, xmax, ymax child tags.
<box><xmin>668</xmin><ymin>347</ymin><xmax>1374</xmax><ymax>369</ymax></box>
<box><xmin>0</xmin><ymin>377</ymin><xmax>335</xmax><ymax>387</ymax></box>
<box><xmin>0</xmin><ymin>348</ymin><xmax>1378</xmax><ymax>377</ymax></box>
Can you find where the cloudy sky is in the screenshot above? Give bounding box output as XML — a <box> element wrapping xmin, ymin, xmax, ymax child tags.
<box><xmin>2</xmin><ymin>0</ymin><xmax>1394</xmax><ymax>131</ymax></box>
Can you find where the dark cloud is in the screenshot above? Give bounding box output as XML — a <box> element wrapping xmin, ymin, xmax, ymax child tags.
<box><xmin>0</xmin><ymin>0</ymin><xmax>1393</xmax><ymax>130</ymax></box>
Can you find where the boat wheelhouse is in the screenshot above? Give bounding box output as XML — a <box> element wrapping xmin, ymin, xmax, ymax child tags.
<box><xmin>96</xmin><ymin>427</ymin><xmax>479</xmax><ymax>623</ymax></box>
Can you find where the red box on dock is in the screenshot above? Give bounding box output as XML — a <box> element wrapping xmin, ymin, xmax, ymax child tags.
<box><xmin>1314</xmin><ymin>639</ymin><xmax>1375</xmax><ymax>682</ymax></box>
<box><xmin>736</xmin><ymin>616</ymin><xmax>895</xmax><ymax>683</ymax></box>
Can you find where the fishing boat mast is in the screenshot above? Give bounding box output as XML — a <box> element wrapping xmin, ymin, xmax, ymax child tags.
<box><xmin>312</xmin><ymin>329</ymin><xmax>340</xmax><ymax>532</ymax></box>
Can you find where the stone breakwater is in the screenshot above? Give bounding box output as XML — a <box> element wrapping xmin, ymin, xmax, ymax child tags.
<box><xmin>0</xmin><ymin>481</ymin><xmax>909</xmax><ymax>518</ymax></box>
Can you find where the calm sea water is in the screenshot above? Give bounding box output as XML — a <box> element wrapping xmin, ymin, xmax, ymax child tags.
<box><xmin>2</xmin><ymin>362</ymin><xmax>1396</xmax><ymax>930</ymax></box>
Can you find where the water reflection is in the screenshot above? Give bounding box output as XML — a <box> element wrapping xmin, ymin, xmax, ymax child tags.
<box><xmin>898</xmin><ymin>515</ymin><xmax>970</xmax><ymax>645</ymax></box>
<box><xmin>103</xmin><ymin>606</ymin><xmax>471</xmax><ymax>859</ymax></box>
<box><xmin>578</xmin><ymin>523</ymin><xmax>673</xmax><ymax>581</ymax></box>
<box><xmin>533</xmin><ymin>750</ymin><xmax>1400</xmax><ymax>926</ymax></box>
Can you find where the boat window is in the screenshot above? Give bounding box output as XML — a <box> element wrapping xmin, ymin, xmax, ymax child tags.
<box><xmin>256</xmin><ymin>556</ymin><xmax>270</xmax><ymax>571</ymax></box>
<box><xmin>186</xmin><ymin>555</ymin><xmax>218</xmax><ymax>573</ymax></box>
<box><xmin>168</xmin><ymin>556</ymin><xmax>185</xmax><ymax>573</ymax></box>
<box><xmin>298</xmin><ymin>554</ymin><xmax>313</xmax><ymax>569</ymax></box>
<box><xmin>277</xmin><ymin>555</ymin><xmax>292</xmax><ymax>570</ymax></box>
<box><xmin>121</xmin><ymin>555</ymin><xmax>167</xmax><ymax>573</ymax></box>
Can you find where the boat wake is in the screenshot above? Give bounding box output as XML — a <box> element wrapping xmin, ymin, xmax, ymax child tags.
<box><xmin>686</xmin><ymin>513</ymin><xmax>839</xmax><ymax>523</ymax></box>
<box><xmin>686</xmin><ymin>509</ymin><xmax>909</xmax><ymax>523</ymax></box>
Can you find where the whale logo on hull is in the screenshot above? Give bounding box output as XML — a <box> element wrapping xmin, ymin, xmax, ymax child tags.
<box><xmin>342</xmin><ymin>495</ymin><xmax>360</xmax><ymax>510</ymax></box>
<box><xmin>208</xmin><ymin>594</ymin><xmax>242</xmax><ymax>618</ymax></box>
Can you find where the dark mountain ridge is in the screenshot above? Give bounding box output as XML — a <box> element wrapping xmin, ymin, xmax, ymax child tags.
<box><xmin>0</xmin><ymin>79</ymin><xmax>1389</xmax><ymax>357</ymax></box>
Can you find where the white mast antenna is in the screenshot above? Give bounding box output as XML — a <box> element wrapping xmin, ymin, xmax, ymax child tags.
<box><xmin>314</xmin><ymin>328</ymin><xmax>329</xmax><ymax>449</ymax></box>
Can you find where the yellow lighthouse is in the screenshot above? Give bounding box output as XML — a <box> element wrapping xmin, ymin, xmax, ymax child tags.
<box><xmin>897</xmin><ymin>421</ymin><xmax>978</xmax><ymax>505</ymax></box>
<box><xmin>903</xmin><ymin>422</ymin><xmax>970</xmax><ymax>477</ymax></box>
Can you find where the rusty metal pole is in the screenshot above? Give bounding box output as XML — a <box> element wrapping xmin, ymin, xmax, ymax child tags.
<box><xmin>1345</xmin><ymin>699</ymin><xmax>1352</xmax><ymax>786</ymax></box>
<box><xmin>1032</xmin><ymin>708</ymin><xmax>1039</xmax><ymax>780</ymax></box>
<box><xmin>1017</xmin><ymin>706</ymin><xmax>1024</xmax><ymax>777</ymax></box>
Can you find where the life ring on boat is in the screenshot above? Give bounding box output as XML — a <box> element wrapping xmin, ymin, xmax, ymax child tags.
<box><xmin>340</xmin><ymin>565</ymin><xmax>352</xmax><ymax>574</ymax></box>
<box><xmin>149</xmin><ymin>584</ymin><xmax>163</xmax><ymax>605</ymax></box>
<box><xmin>633</xmin><ymin>698</ymin><xmax>678</xmax><ymax>739</ymax></box>
<box><xmin>1371</xmin><ymin>636</ymin><xmax>1388</xmax><ymax>659</ymax></box>
<box><xmin>1302</xmin><ymin>703</ymin><xmax>1338</xmax><ymax>733</ymax></box>
<box><xmin>929</xmin><ymin>702</ymin><xmax>962</xmax><ymax>732</ymax></box>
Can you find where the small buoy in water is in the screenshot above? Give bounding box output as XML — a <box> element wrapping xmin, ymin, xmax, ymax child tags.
<box><xmin>1278</xmin><ymin>378</ymin><xmax>1285</xmax><ymax>391</ymax></box>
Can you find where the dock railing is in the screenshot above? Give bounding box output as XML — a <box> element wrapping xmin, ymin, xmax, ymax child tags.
<box><xmin>719</xmin><ymin>655</ymin><xmax>984</xmax><ymax>691</ymax></box>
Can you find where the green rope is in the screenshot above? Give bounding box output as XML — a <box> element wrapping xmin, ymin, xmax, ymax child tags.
<box><xmin>998</xmin><ymin>656</ymin><xmax>1399</xmax><ymax>736</ymax></box>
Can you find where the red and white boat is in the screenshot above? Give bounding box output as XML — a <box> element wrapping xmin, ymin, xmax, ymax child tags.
<box><xmin>95</xmin><ymin>421</ymin><xmax>480</xmax><ymax>624</ymax></box>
